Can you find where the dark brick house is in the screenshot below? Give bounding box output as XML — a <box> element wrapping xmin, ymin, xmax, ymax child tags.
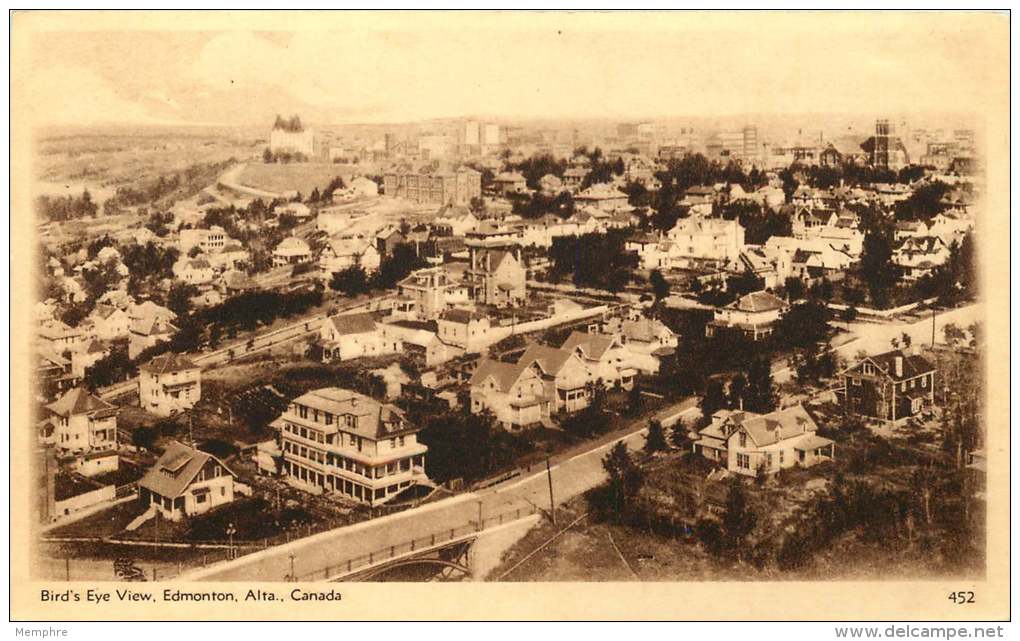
<box><xmin>839</xmin><ymin>349</ymin><xmax>936</xmax><ymax>422</ymax></box>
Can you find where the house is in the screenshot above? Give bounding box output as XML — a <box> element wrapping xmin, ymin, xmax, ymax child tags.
<box><xmin>928</xmin><ymin>214</ymin><xmax>973</xmax><ymax>247</ymax></box>
<box><xmin>88</xmin><ymin>304</ymin><xmax>132</xmax><ymax>341</ymax></box>
<box><xmin>319</xmin><ymin>236</ymin><xmax>382</xmax><ymax>275</ymax></box>
<box><xmin>694</xmin><ymin>405</ymin><xmax>834</xmax><ymax>477</ymax></box>
<box><xmin>469</xmin><ymin>358</ymin><xmax>552</xmax><ymax>430</ymax></box>
<box><xmin>764</xmin><ymin>236</ymin><xmax>854</xmax><ymax>281</ymax></box>
<box><xmin>839</xmin><ymin>349</ymin><xmax>936</xmax><ymax>422</ymax></box>
<box><xmin>538</xmin><ymin>173</ymin><xmax>564</xmax><ymax>196</ymax></box>
<box><xmin>893</xmin><ymin>236</ymin><xmax>951</xmax><ymax>280</ymax></box>
<box><xmin>272</xmin><ymin>237</ymin><xmax>313</xmax><ymax>267</ymax></box>
<box><xmin>71</xmin><ymin>340</ymin><xmax>109</xmax><ymax>378</ymax></box>
<box><xmin>179</xmin><ymin>226</ymin><xmax>229</xmax><ymax>255</ymax></box>
<box><xmin>37</xmin><ymin>349</ymin><xmax>78</xmax><ymax>400</ymax></box>
<box><xmin>45</xmin><ymin>387</ymin><xmax>119</xmax><ymax>476</ymax></box>
<box><xmin>626</xmin><ymin>234</ymin><xmax>671</xmax><ymax>270</ymax></box>
<box><xmin>894</xmin><ymin>220</ymin><xmax>930</xmax><ymax>242</ymax></box>
<box><xmin>560</xmin><ymin>331</ymin><xmax>637</xmax><ymax>390</ymax></box>
<box><xmin>375</xmin><ymin>227</ymin><xmax>407</xmax><ymax>258</ymax></box>
<box><xmin>138</xmin><ymin>353</ymin><xmax>202</xmax><ymax>417</ymax></box>
<box><xmin>666</xmin><ymin>216</ymin><xmax>745</xmax><ymax>267</ymax></box>
<box><xmin>562</xmin><ymin>167</ymin><xmax>588</xmax><ymax>190</ymax></box>
<box><xmin>574</xmin><ymin>183</ymin><xmax>630</xmax><ymax>211</ymax></box>
<box><xmin>465</xmin><ymin>239</ymin><xmax>527</xmax><ymax>308</ymax></box>
<box><xmin>492</xmin><ymin>171</ymin><xmax>528</xmax><ymax>196</ymax></box>
<box><xmin>437</xmin><ymin>309</ymin><xmax>492</xmax><ymax>353</ymax></box>
<box><xmin>434</xmin><ymin>205</ymin><xmax>479</xmax><ymax>236</ymax></box>
<box><xmin>274</xmin><ymin>202</ymin><xmax>312</xmax><ymax>221</ymax></box>
<box><xmin>138</xmin><ymin>441</ymin><xmax>237</xmax><ymax>521</ymax></box>
<box><xmin>614</xmin><ymin>316</ymin><xmax>678</xmax><ymax>373</ymax></box>
<box><xmin>730</xmin><ymin>248</ymin><xmax>781</xmax><ymax>289</ymax></box>
<box><xmin>394</xmin><ymin>264</ymin><xmax>471</xmax><ymax>321</ymax></box>
<box><xmin>319</xmin><ymin>313</ymin><xmax>401</xmax><ymax>362</ymax></box>
<box><xmin>221</xmin><ymin>269</ymin><xmax>257</xmax><ymax>296</ymax></box>
<box><xmin>173</xmin><ymin>258</ymin><xmax>216</xmax><ymax>286</ymax></box>
<box><xmin>706</xmin><ymin>291</ymin><xmax>787</xmax><ymax>341</ymax></box>
<box><xmin>270</xmin><ymin>388</ymin><xmax>430</xmax><ymax>504</ymax></box>
<box><xmin>518</xmin><ymin>343</ymin><xmax>595</xmax><ymax>414</ymax></box>
<box><xmin>39</xmin><ymin>320</ymin><xmax>84</xmax><ymax>356</ymax></box>
<box><xmin>128</xmin><ymin>317</ymin><xmax>178</xmax><ymax>360</ymax></box>
<box><xmin>129</xmin><ymin>301</ymin><xmax>176</xmax><ymax>326</ymax></box>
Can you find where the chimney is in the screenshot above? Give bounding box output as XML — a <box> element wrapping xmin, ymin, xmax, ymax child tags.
<box><xmin>894</xmin><ymin>355</ymin><xmax>904</xmax><ymax>378</ymax></box>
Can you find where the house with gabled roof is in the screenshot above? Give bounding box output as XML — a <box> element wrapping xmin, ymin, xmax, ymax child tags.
<box><xmin>437</xmin><ymin>308</ymin><xmax>492</xmax><ymax>352</ymax></box>
<box><xmin>518</xmin><ymin>343</ymin><xmax>595</xmax><ymax>414</ymax></box>
<box><xmin>560</xmin><ymin>331</ymin><xmax>637</xmax><ymax>390</ymax></box>
<box><xmin>45</xmin><ymin>387</ymin><xmax>119</xmax><ymax>476</ymax></box>
<box><xmin>694</xmin><ymin>405</ymin><xmax>834</xmax><ymax>475</ymax></box>
<box><xmin>469</xmin><ymin>357</ymin><xmax>552</xmax><ymax>430</ymax></box>
<box><xmin>706</xmin><ymin>291</ymin><xmax>788</xmax><ymax>341</ymax></box>
<box><xmin>88</xmin><ymin>304</ymin><xmax>132</xmax><ymax>341</ymax></box>
<box><xmin>893</xmin><ymin>235</ymin><xmax>950</xmax><ymax>280</ymax></box>
<box><xmin>492</xmin><ymin>171</ymin><xmax>528</xmax><ymax>196</ymax></box>
<box><xmin>138</xmin><ymin>441</ymin><xmax>237</xmax><ymax>521</ymax></box>
<box><xmin>839</xmin><ymin>349</ymin><xmax>936</xmax><ymax>422</ymax></box>
<box><xmin>270</xmin><ymin>388</ymin><xmax>430</xmax><ymax>504</ymax></box>
<box><xmin>128</xmin><ymin>316</ymin><xmax>178</xmax><ymax>360</ymax></box>
<box><xmin>319</xmin><ymin>312</ymin><xmax>401</xmax><ymax>362</ymax></box>
<box><xmin>139</xmin><ymin>353</ymin><xmax>202</xmax><ymax>417</ymax></box>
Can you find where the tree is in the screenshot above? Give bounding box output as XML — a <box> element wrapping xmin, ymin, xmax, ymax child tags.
<box><xmin>166</xmin><ymin>283</ymin><xmax>199</xmax><ymax>318</ymax></box>
<box><xmin>600</xmin><ymin>442</ymin><xmax>644</xmax><ymax>520</ymax></box>
<box><xmin>670</xmin><ymin>419</ymin><xmax>692</xmax><ymax>450</ymax></box>
<box><xmin>644</xmin><ymin>419</ymin><xmax>668</xmax><ymax>453</ymax></box>
<box><xmin>742</xmin><ymin>356</ymin><xmax>776</xmax><ymax>413</ymax></box>
<box><xmin>860</xmin><ymin>225</ymin><xmax>899</xmax><ymax>308</ymax></box>
<box><xmin>625</xmin><ymin>382</ymin><xmax>644</xmax><ymax>417</ymax></box>
<box><xmin>84</xmin><ymin>349</ymin><xmax>136</xmax><ymax>389</ymax></box>
<box><xmin>721</xmin><ymin>478</ymin><xmax>757</xmax><ymax>553</ymax></box>
<box><xmin>132</xmin><ymin>426</ymin><xmax>158</xmax><ymax>451</ymax></box>
<box><xmin>329</xmin><ymin>265</ymin><xmax>369</xmax><ymax>297</ymax></box>
<box><xmin>699</xmin><ymin>379</ymin><xmax>727</xmax><ymax>426</ymax></box>
<box><xmin>649</xmin><ymin>269</ymin><xmax>670</xmax><ymax>302</ymax></box>
<box><xmin>262</xmin><ymin>148</ymin><xmax>273</xmax><ymax>163</ymax></box>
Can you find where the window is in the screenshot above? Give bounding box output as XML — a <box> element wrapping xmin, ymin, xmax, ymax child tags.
<box><xmin>737</xmin><ymin>453</ymin><xmax>750</xmax><ymax>469</ymax></box>
<box><xmin>779</xmin><ymin>450</ymin><xmax>785</xmax><ymax>465</ymax></box>
<box><xmin>766</xmin><ymin>453</ymin><xmax>773</xmax><ymax>468</ymax></box>
<box><xmin>739</xmin><ymin>433</ymin><xmax>747</xmax><ymax>448</ymax></box>
<box><xmin>921</xmin><ymin>376</ymin><xmax>927</xmax><ymax>388</ymax></box>
<box><xmin>851</xmin><ymin>377</ymin><xmax>861</xmax><ymax>386</ymax></box>
<box><xmin>863</xmin><ymin>363</ymin><xmax>874</xmax><ymax>375</ymax></box>
<box><xmin>399</xmin><ymin>436</ymin><xmax>405</xmax><ymax>447</ymax></box>
<box><xmin>390</xmin><ymin>438</ymin><xmax>396</xmax><ymax>448</ymax></box>
<box><xmin>196</xmin><ymin>493</ymin><xmax>207</xmax><ymax>504</ymax></box>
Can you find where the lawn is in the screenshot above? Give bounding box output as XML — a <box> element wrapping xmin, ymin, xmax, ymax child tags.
<box><xmin>48</xmin><ymin>499</ymin><xmax>148</xmax><ymax>539</ymax></box>
<box><xmin>238</xmin><ymin>162</ymin><xmax>351</xmax><ymax>197</ymax></box>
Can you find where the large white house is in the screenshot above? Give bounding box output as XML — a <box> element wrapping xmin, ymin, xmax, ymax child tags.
<box><xmin>270</xmin><ymin>388</ymin><xmax>431</xmax><ymax>504</ymax></box>
<box><xmin>319</xmin><ymin>313</ymin><xmax>401</xmax><ymax>362</ymax></box>
<box><xmin>138</xmin><ymin>353</ymin><xmax>202</xmax><ymax>417</ymax></box>
<box><xmin>666</xmin><ymin>216</ymin><xmax>745</xmax><ymax>267</ymax></box>
<box><xmin>693</xmin><ymin>405</ymin><xmax>835</xmax><ymax>477</ymax></box>
<box><xmin>706</xmin><ymin>291</ymin><xmax>788</xmax><ymax>341</ymax></box>
<box><xmin>44</xmin><ymin>387</ymin><xmax>120</xmax><ymax>477</ymax></box>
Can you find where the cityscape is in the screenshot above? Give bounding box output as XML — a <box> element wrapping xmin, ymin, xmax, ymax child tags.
<box><xmin>23</xmin><ymin>21</ymin><xmax>988</xmax><ymax>590</ymax></box>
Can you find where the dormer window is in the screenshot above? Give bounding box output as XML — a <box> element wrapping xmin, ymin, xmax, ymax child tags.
<box><xmin>862</xmin><ymin>363</ymin><xmax>874</xmax><ymax>376</ymax></box>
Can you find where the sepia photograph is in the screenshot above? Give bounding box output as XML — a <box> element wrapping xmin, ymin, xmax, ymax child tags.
<box><xmin>8</xmin><ymin>8</ymin><xmax>1011</xmax><ymax>624</ymax></box>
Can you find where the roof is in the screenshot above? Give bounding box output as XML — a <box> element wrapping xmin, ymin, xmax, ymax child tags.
<box><xmin>325</xmin><ymin>312</ymin><xmax>378</xmax><ymax>336</ymax></box>
<box><xmin>286</xmin><ymin>388</ymin><xmax>412</xmax><ymax>440</ymax></box>
<box><xmin>621</xmin><ymin>317</ymin><xmax>673</xmax><ymax>343</ymax></box>
<box><xmin>494</xmin><ymin>171</ymin><xmax>526</xmax><ymax>182</ymax></box>
<box><xmin>140</xmin><ymin>352</ymin><xmax>199</xmax><ymax>375</ymax></box>
<box><xmin>793</xmin><ymin>434</ymin><xmax>836</xmax><ymax>452</ymax></box>
<box><xmin>132</xmin><ymin>316</ymin><xmax>178</xmax><ymax>337</ymax></box>
<box><xmin>46</xmin><ymin>387</ymin><xmax>118</xmax><ymax>418</ymax></box>
<box><xmin>726</xmin><ymin>291</ymin><xmax>787</xmax><ymax>313</ymax></box>
<box><xmin>737</xmin><ymin>404</ymin><xmax>819</xmax><ymax>448</ymax></box>
<box><xmin>469</xmin><ymin>358</ymin><xmax>530</xmax><ymax>392</ymax></box>
<box><xmin>561</xmin><ymin>331</ymin><xmax>616</xmax><ymax>361</ymax></box>
<box><xmin>519</xmin><ymin>343</ymin><xmax>576</xmax><ymax>377</ymax></box>
<box><xmin>439</xmin><ymin>308</ymin><xmax>488</xmax><ymax>324</ymax></box>
<box><xmin>274</xmin><ymin>236</ymin><xmax>311</xmax><ymax>255</ymax></box>
<box><xmin>856</xmin><ymin>349</ymin><xmax>936</xmax><ymax>381</ymax></box>
<box><xmin>139</xmin><ymin>441</ymin><xmax>235</xmax><ymax>500</ymax></box>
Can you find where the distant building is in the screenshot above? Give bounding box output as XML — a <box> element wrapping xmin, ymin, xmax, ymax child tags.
<box><xmin>319</xmin><ymin>313</ymin><xmax>401</xmax><ymax>362</ymax></box>
<box><xmin>139</xmin><ymin>441</ymin><xmax>237</xmax><ymax>521</ymax></box>
<box><xmin>492</xmin><ymin>172</ymin><xmax>528</xmax><ymax>196</ymax></box>
<box><xmin>179</xmin><ymin>227</ymin><xmax>229</xmax><ymax>255</ymax></box>
<box><xmin>128</xmin><ymin>317</ymin><xmax>178</xmax><ymax>360</ymax></box>
<box><xmin>138</xmin><ymin>353</ymin><xmax>202</xmax><ymax>417</ymax></box>
<box><xmin>436</xmin><ymin>308</ymin><xmax>491</xmax><ymax>353</ymax></box>
<box><xmin>574</xmin><ymin>183</ymin><xmax>630</xmax><ymax>211</ymax></box>
<box><xmin>465</xmin><ymin>236</ymin><xmax>526</xmax><ymax>308</ymax></box>
<box><xmin>269</xmin><ymin>115</ymin><xmax>315</xmax><ymax>157</ymax></box>
<box><xmin>272</xmin><ymin>237</ymin><xmax>312</xmax><ymax>267</ymax></box>
<box><xmin>270</xmin><ymin>388</ymin><xmax>430</xmax><ymax>504</ymax></box>
<box><xmin>839</xmin><ymin>349</ymin><xmax>936</xmax><ymax>422</ymax></box>
<box><xmin>665</xmin><ymin>216</ymin><xmax>745</xmax><ymax>267</ymax></box>
<box><xmin>383</xmin><ymin>167</ymin><xmax>481</xmax><ymax>206</ymax></box>
<box><xmin>394</xmin><ymin>264</ymin><xmax>471</xmax><ymax>321</ymax></box>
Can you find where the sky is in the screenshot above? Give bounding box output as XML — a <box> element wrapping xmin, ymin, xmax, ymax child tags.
<box><xmin>17</xmin><ymin>12</ymin><xmax>1008</xmax><ymax>129</ymax></box>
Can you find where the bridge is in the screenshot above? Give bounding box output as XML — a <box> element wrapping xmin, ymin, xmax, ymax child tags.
<box><xmin>274</xmin><ymin>504</ymin><xmax>542</xmax><ymax>583</ymax></box>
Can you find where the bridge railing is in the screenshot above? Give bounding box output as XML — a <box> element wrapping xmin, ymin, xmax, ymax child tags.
<box><xmin>293</xmin><ymin>504</ymin><xmax>539</xmax><ymax>582</ymax></box>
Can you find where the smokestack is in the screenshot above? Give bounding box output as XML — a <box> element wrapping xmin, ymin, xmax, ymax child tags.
<box><xmin>894</xmin><ymin>356</ymin><xmax>904</xmax><ymax>378</ymax></box>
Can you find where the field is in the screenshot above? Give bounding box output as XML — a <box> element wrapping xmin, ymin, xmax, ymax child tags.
<box><xmin>236</xmin><ymin>162</ymin><xmax>356</xmax><ymax>197</ymax></box>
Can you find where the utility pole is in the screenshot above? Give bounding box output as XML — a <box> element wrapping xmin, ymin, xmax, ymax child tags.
<box><xmin>931</xmin><ymin>305</ymin><xmax>936</xmax><ymax>348</ymax></box>
<box><xmin>546</xmin><ymin>458</ymin><xmax>556</xmax><ymax>525</ymax></box>
<box><xmin>477</xmin><ymin>499</ymin><xmax>483</xmax><ymax>532</ymax></box>
<box><xmin>289</xmin><ymin>554</ymin><xmax>296</xmax><ymax>582</ymax></box>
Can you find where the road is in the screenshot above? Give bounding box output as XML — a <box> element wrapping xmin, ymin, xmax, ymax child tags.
<box><xmin>182</xmin><ymin>397</ymin><xmax>700</xmax><ymax>582</ymax></box>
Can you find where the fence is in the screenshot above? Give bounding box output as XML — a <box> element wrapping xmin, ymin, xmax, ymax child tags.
<box><xmin>294</xmin><ymin>504</ymin><xmax>540</xmax><ymax>582</ymax></box>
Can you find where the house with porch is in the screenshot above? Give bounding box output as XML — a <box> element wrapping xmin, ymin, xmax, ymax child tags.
<box><xmin>693</xmin><ymin>405</ymin><xmax>834</xmax><ymax>476</ymax></box>
<box><xmin>138</xmin><ymin>441</ymin><xmax>237</xmax><ymax>521</ymax></box>
<box><xmin>560</xmin><ymin>331</ymin><xmax>637</xmax><ymax>390</ymax></box>
<box><xmin>138</xmin><ymin>353</ymin><xmax>202</xmax><ymax>417</ymax></box>
<box><xmin>706</xmin><ymin>291</ymin><xmax>787</xmax><ymax>341</ymax></box>
<box><xmin>469</xmin><ymin>358</ymin><xmax>552</xmax><ymax>431</ymax></box>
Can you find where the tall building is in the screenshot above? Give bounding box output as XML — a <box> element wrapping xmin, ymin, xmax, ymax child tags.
<box><xmin>269</xmin><ymin>115</ymin><xmax>315</xmax><ymax>157</ymax></box>
<box><xmin>383</xmin><ymin>166</ymin><xmax>481</xmax><ymax>205</ymax></box>
<box><xmin>873</xmin><ymin>119</ymin><xmax>892</xmax><ymax>170</ymax></box>
<box><xmin>482</xmin><ymin>123</ymin><xmax>500</xmax><ymax>146</ymax></box>
<box><xmin>741</xmin><ymin>126</ymin><xmax>759</xmax><ymax>164</ymax></box>
<box><xmin>271</xmin><ymin>388</ymin><xmax>430</xmax><ymax>505</ymax></box>
<box><xmin>461</xmin><ymin>120</ymin><xmax>480</xmax><ymax>146</ymax></box>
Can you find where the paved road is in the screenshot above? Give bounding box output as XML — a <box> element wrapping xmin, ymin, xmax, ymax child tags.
<box><xmin>182</xmin><ymin>398</ymin><xmax>700</xmax><ymax>582</ymax></box>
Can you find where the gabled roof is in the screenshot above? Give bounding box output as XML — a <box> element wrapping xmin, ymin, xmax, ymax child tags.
<box><xmin>140</xmin><ymin>352</ymin><xmax>199</xmax><ymax>375</ymax></box>
<box><xmin>518</xmin><ymin>343</ymin><xmax>576</xmax><ymax>377</ymax></box>
<box><xmin>286</xmin><ymin>388</ymin><xmax>412</xmax><ymax>440</ymax></box>
<box><xmin>439</xmin><ymin>308</ymin><xmax>488</xmax><ymax>324</ymax></box>
<box><xmin>850</xmin><ymin>349</ymin><xmax>935</xmax><ymax>382</ymax></box>
<box><xmin>324</xmin><ymin>312</ymin><xmax>378</xmax><ymax>336</ymax></box>
<box><xmin>46</xmin><ymin>387</ymin><xmax>117</xmax><ymax>418</ymax></box>
<box><xmin>736</xmin><ymin>404</ymin><xmax>818</xmax><ymax>448</ymax></box>
<box><xmin>469</xmin><ymin>358</ymin><xmax>531</xmax><ymax>392</ymax></box>
<box><xmin>560</xmin><ymin>331</ymin><xmax>616</xmax><ymax>361</ymax></box>
<box><xmin>139</xmin><ymin>441</ymin><xmax>235</xmax><ymax>500</ymax></box>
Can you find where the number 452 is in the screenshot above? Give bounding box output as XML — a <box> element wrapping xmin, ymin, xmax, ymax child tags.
<box><xmin>948</xmin><ymin>591</ymin><xmax>975</xmax><ymax>604</ymax></box>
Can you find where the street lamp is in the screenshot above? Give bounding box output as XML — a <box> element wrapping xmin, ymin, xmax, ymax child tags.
<box><xmin>225</xmin><ymin>523</ymin><xmax>237</xmax><ymax>560</ymax></box>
